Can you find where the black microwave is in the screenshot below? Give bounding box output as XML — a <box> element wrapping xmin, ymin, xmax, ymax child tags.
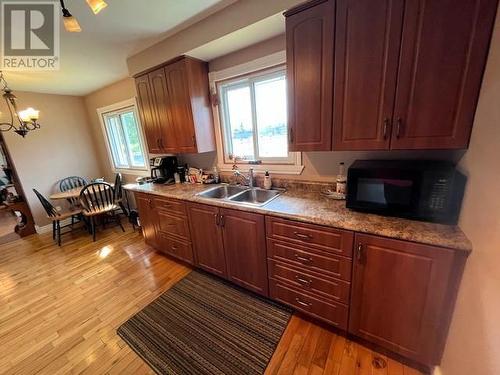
<box><xmin>346</xmin><ymin>160</ymin><xmax>466</xmax><ymax>224</ymax></box>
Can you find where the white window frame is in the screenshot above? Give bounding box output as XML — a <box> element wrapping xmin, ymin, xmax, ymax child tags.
<box><xmin>97</xmin><ymin>98</ymin><xmax>150</xmax><ymax>176</ymax></box>
<box><xmin>209</xmin><ymin>51</ymin><xmax>303</xmax><ymax>175</ymax></box>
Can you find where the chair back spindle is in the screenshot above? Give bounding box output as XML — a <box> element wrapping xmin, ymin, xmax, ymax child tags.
<box><xmin>33</xmin><ymin>189</ymin><xmax>59</xmax><ymax>218</ymax></box>
<box><xmin>79</xmin><ymin>182</ymin><xmax>115</xmax><ymax>215</ymax></box>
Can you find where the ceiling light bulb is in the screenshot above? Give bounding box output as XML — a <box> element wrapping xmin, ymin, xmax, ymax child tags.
<box><xmin>63</xmin><ymin>15</ymin><xmax>82</xmax><ymax>32</ymax></box>
<box><xmin>86</xmin><ymin>0</ymin><xmax>107</xmax><ymax>14</ymax></box>
<box><xmin>18</xmin><ymin>109</ymin><xmax>31</xmax><ymax>122</ymax></box>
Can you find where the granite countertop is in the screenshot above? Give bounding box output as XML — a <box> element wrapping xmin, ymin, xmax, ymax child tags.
<box><xmin>124</xmin><ymin>182</ymin><xmax>472</xmax><ymax>252</ymax></box>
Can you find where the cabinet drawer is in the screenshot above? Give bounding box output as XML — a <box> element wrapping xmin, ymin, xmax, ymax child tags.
<box><xmin>267</xmin><ymin>239</ymin><xmax>352</xmax><ymax>281</ymax></box>
<box><xmin>268</xmin><ymin>259</ymin><xmax>350</xmax><ymax>305</ymax></box>
<box><xmin>266</xmin><ymin>217</ymin><xmax>353</xmax><ymax>257</ymax></box>
<box><xmin>157</xmin><ymin>210</ymin><xmax>190</xmax><ymax>240</ymax></box>
<box><xmin>270</xmin><ymin>279</ymin><xmax>348</xmax><ymax>329</ymax></box>
<box><xmin>154</xmin><ymin>197</ymin><xmax>186</xmax><ymax>216</ymax></box>
<box><xmin>158</xmin><ymin>233</ymin><xmax>194</xmax><ymax>264</ymax></box>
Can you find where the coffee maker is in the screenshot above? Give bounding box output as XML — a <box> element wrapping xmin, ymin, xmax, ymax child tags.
<box><xmin>150</xmin><ymin>156</ymin><xmax>178</xmax><ymax>184</ymax></box>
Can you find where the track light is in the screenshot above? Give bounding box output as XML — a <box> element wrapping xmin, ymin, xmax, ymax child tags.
<box><xmin>86</xmin><ymin>0</ymin><xmax>108</xmax><ymax>15</ymax></box>
<box><xmin>60</xmin><ymin>0</ymin><xmax>82</xmax><ymax>32</ymax></box>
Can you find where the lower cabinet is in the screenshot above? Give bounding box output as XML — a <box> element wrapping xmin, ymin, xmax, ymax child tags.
<box><xmin>187</xmin><ymin>203</ymin><xmax>269</xmax><ymax>296</ymax></box>
<box><xmin>187</xmin><ymin>203</ymin><xmax>226</xmax><ymax>277</ymax></box>
<box><xmin>135</xmin><ymin>193</ymin><xmax>158</xmax><ymax>247</ymax></box>
<box><xmin>349</xmin><ymin>233</ymin><xmax>466</xmax><ymax>365</ymax></box>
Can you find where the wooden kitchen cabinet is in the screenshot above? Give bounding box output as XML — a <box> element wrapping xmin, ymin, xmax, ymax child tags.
<box><xmin>221</xmin><ymin>208</ymin><xmax>268</xmax><ymax>296</ymax></box>
<box><xmin>391</xmin><ymin>0</ymin><xmax>498</xmax><ymax>149</ymax></box>
<box><xmin>349</xmin><ymin>233</ymin><xmax>467</xmax><ymax>366</ymax></box>
<box><xmin>287</xmin><ymin>0</ymin><xmax>497</xmax><ymax>151</ymax></box>
<box><xmin>332</xmin><ymin>0</ymin><xmax>404</xmax><ymax>150</ymax></box>
<box><xmin>285</xmin><ymin>0</ymin><xmax>334</xmax><ymax>151</ymax></box>
<box><xmin>135</xmin><ymin>75</ymin><xmax>162</xmax><ymax>154</ymax></box>
<box><xmin>134</xmin><ymin>193</ymin><xmax>158</xmax><ymax>247</ymax></box>
<box><xmin>187</xmin><ymin>203</ymin><xmax>226</xmax><ymax>278</ymax></box>
<box><xmin>135</xmin><ymin>56</ymin><xmax>215</xmax><ymax>154</ymax></box>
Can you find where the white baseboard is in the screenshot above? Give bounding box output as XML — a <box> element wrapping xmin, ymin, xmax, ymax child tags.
<box><xmin>35</xmin><ymin>218</ymin><xmax>73</xmax><ymax>234</ymax></box>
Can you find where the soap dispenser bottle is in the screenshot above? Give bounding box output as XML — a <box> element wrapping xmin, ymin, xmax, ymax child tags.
<box><xmin>263</xmin><ymin>171</ymin><xmax>272</xmax><ymax>190</ymax></box>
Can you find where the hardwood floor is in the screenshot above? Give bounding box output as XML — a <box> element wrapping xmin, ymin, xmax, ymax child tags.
<box><xmin>0</xmin><ymin>225</ymin><xmax>424</xmax><ymax>375</ymax></box>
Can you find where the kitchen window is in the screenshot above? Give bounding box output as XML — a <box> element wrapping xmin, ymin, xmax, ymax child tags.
<box><xmin>98</xmin><ymin>99</ymin><xmax>149</xmax><ymax>174</ymax></box>
<box><xmin>211</xmin><ymin>56</ymin><xmax>303</xmax><ymax>174</ymax></box>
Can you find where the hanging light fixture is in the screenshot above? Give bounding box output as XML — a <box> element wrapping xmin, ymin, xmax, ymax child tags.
<box><xmin>0</xmin><ymin>72</ymin><xmax>41</xmax><ymax>138</ymax></box>
<box><xmin>86</xmin><ymin>0</ymin><xmax>108</xmax><ymax>15</ymax></box>
<box><xmin>60</xmin><ymin>0</ymin><xmax>82</xmax><ymax>32</ymax></box>
<box><xmin>59</xmin><ymin>0</ymin><xmax>108</xmax><ymax>32</ymax></box>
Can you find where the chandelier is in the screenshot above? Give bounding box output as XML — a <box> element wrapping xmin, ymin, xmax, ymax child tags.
<box><xmin>60</xmin><ymin>0</ymin><xmax>108</xmax><ymax>33</ymax></box>
<box><xmin>0</xmin><ymin>72</ymin><xmax>41</xmax><ymax>138</ymax></box>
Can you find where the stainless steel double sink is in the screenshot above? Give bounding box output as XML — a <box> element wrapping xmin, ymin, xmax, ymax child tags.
<box><xmin>196</xmin><ymin>184</ymin><xmax>282</xmax><ymax>207</ymax></box>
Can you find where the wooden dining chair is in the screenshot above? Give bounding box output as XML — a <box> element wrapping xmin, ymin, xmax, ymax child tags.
<box><xmin>79</xmin><ymin>182</ymin><xmax>125</xmax><ymax>241</ymax></box>
<box><xmin>33</xmin><ymin>189</ymin><xmax>82</xmax><ymax>246</ymax></box>
<box><xmin>113</xmin><ymin>172</ymin><xmax>128</xmax><ymax>215</ymax></box>
<box><xmin>59</xmin><ymin>176</ymin><xmax>87</xmax><ymax>223</ymax></box>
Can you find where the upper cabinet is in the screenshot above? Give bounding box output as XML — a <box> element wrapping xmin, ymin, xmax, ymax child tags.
<box><xmin>286</xmin><ymin>0</ymin><xmax>498</xmax><ymax>151</ymax></box>
<box><xmin>134</xmin><ymin>56</ymin><xmax>215</xmax><ymax>154</ymax></box>
<box><xmin>285</xmin><ymin>0</ymin><xmax>335</xmax><ymax>151</ymax></box>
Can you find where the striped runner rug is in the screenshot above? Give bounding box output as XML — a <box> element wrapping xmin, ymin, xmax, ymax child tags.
<box><xmin>117</xmin><ymin>271</ymin><xmax>293</xmax><ymax>375</ymax></box>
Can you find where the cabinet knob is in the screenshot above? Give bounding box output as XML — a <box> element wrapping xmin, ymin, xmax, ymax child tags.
<box><xmin>219</xmin><ymin>214</ymin><xmax>225</xmax><ymax>227</ymax></box>
<box><xmin>289</xmin><ymin>127</ymin><xmax>294</xmax><ymax>144</ymax></box>
<box><xmin>294</xmin><ymin>253</ymin><xmax>312</xmax><ymax>264</ymax></box>
<box><xmin>357</xmin><ymin>243</ymin><xmax>363</xmax><ymax>262</ymax></box>
<box><xmin>295</xmin><ymin>297</ymin><xmax>312</xmax><ymax>308</ymax></box>
<box><xmin>214</xmin><ymin>213</ymin><xmax>220</xmax><ymax>226</ymax></box>
<box><xmin>293</xmin><ymin>231</ymin><xmax>312</xmax><ymax>240</ymax></box>
<box><xmin>192</xmin><ymin>135</ymin><xmax>196</xmax><ymax>147</ymax></box>
<box><xmin>396</xmin><ymin>118</ymin><xmax>403</xmax><ymax>138</ymax></box>
<box><xmin>383</xmin><ymin>118</ymin><xmax>390</xmax><ymax>139</ymax></box>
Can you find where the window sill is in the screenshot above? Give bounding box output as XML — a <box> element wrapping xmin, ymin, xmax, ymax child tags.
<box><xmin>112</xmin><ymin>168</ymin><xmax>150</xmax><ymax>177</ymax></box>
<box><xmin>217</xmin><ymin>163</ymin><xmax>304</xmax><ymax>175</ymax></box>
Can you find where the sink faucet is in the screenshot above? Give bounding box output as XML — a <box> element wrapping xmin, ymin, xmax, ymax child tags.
<box><xmin>232</xmin><ymin>165</ymin><xmax>255</xmax><ymax>187</ymax></box>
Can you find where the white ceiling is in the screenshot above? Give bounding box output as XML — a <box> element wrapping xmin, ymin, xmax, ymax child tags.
<box><xmin>5</xmin><ymin>0</ymin><xmax>236</xmax><ymax>96</ymax></box>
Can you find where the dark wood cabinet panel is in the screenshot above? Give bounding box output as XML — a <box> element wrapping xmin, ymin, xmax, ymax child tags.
<box><xmin>164</xmin><ymin>60</ymin><xmax>197</xmax><ymax>153</ymax></box>
<box><xmin>134</xmin><ymin>193</ymin><xmax>158</xmax><ymax>247</ymax></box>
<box><xmin>349</xmin><ymin>233</ymin><xmax>467</xmax><ymax>365</ymax></box>
<box><xmin>135</xmin><ymin>75</ymin><xmax>161</xmax><ymax>154</ymax></box>
<box><xmin>135</xmin><ymin>57</ymin><xmax>215</xmax><ymax>154</ymax></box>
<box><xmin>266</xmin><ymin>216</ymin><xmax>354</xmax><ymax>257</ymax></box>
<box><xmin>270</xmin><ymin>278</ymin><xmax>349</xmax><ymax>329</ymax></box>
<box><xmin>148</xmin><ymin>67</ymin><xmax>177</xmax><ymax>152</ymax></box>
<box><xmin>333</xmin><ymin>0</ymin><xmax>404</xmax><ymax>150</ymax></box>
<box><xmin>158</xmin><ymin>232</ymin><xmax>194</xmax><ymax>265</ymax></box>
<box><xmin>221</xmin><ymin>208</ymin><xmax>268</xmax><ymax>296</ymax></box>
<box><xmin>285</xmin><ymin>0</ymin><xmax>334</xmax><ymax>151</ymax></box>
<box><xmin>391</xmin><ymin>0</ymin><xmax>498</xmax><ymax>149</ymax></box>
<box><xmin>187</xmin><ymin>203</ymin><xmax>226</xmax><ymax>278</ymax></box>
<box><xmin>156</xmin><ymin>209</ymin><xmax>190</xmax><ymax>241</ymax></box>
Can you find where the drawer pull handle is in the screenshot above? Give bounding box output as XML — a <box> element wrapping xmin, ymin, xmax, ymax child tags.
<box><xmin>295</xmin><ymin>276</ymin><xmax>312</xmax><ymax>287</ymax></box>
<box><xmin>294</xmin><ymin>253</ymin><xmax>312</xmax><ymax>264</ymax></box>
<box><xmin>293</xmin><ymin>231</ymin><xmax>312</xmax><ymax>240</ymax></box>
<box><xmin>295</xmin><ymin>298</ymin><xmax>311</xmax><ymax>308</ymax></box>
<box><xmin>171</xmin><ymin>245</ymin><xmax>177</xmax><ymax>251</ymax></box>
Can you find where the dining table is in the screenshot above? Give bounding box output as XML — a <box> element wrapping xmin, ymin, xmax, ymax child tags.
<box><xmin>49</xmin><ymin>183</ymin><xmax>114</xmax><ymax>201</ymax></box>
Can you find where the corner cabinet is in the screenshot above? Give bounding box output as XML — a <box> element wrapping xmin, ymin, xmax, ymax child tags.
<box><xmin>286</xmin><ymin>0</ymin><xmax>498</xmax><ymax>151</ymax></box>
<box><xmin>134</xmin><ymin>56</ymin><xmax>215</xmax><ymax>154</ymax></box>
<box><xmin>349</xmin><ymin>233</ymin><xmax>467</xmax><ymax>366</ymax></box>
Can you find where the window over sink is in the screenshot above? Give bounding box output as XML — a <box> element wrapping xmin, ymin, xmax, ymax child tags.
<box><xmin>210</xmin><ymin>52</ymin><xmax>303</xmax><ymax>174</ymax></box>
<box><xmin>97</xmin><ymin>99</ymin><xmax>149</xmax><ymax>175</ymax></box>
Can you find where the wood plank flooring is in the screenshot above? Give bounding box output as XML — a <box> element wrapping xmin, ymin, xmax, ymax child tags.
<box><xmin>0</xmin><ymin>225</ymin><xmax>424</xmax><ymax>375</ymax></box>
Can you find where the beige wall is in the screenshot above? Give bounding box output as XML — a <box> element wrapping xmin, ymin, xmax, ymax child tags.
<box><xmin>83</xmin><ymin>77</ymin><xmax>140</xmax><ymax>183</ymax></box>
<box><xmin>0</xmin><ymin>92</ymin><xmax>102</xmax><ymax>226</ymax></box>
<box><xmin>440</xmin><ymin>7</ymin><xmax>500</xmax><ymax>375</ymax></box>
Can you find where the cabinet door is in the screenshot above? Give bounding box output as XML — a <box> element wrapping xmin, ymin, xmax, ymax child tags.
<box><xmin>285</xmin><ymin>0</ymin><xmax>334</xmax><ymax>151</ymax></box>
<box><xmin>391</xmin><ymin>0</ymin><xmax>498</xmax><ymax>149</ymax></box>
<box><xmin>135</xmin><ymin>194</ymin><xmax>158</xmax><ymax>247</ymax></box>
<box><xmin>221</xmin><ymin>208</ymin><xmax>268</xmax><ymax>296</ymax></box>
<box><xmin>164</xmin><ymin>60</ymin><xmax>197</xmax><ymax>153</ymax></box>
<box><xmin>333</xmin><ymin>0</ymin><xmax>404</xmax><ymax>150</ymax></box>
<box><xmin>349</xmin><ymin>233</ymin><xmax>463</xmax><ymax>365</ymax></box>
<box><xmin>135</xmin><ymin>75</ymin><xmax>162</xmax><ymax>154</ymax></box>
<box><xmin>187</xmin><ymin>203</ymin><xmax>226</xmax><ymax>277</ymax></box>
<box><xmin>148</xmin><ymin>68</ymin><xmax>178</xmax><ymax>152</ymax></box>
